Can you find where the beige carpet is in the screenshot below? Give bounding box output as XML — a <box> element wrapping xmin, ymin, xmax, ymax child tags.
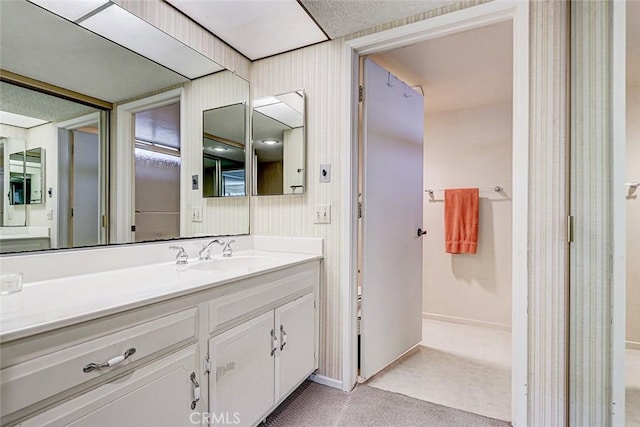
<box><xmin>265</xmin><ymin>381</ymin><xmax>510</xmax><ymax>427</ymax></box>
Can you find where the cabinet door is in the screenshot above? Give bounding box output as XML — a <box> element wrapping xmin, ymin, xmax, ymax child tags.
<box><xmin>23</xmin><ymin>346</ymin><xmax>200</xmax><ymax>427</ymax></box>
<box><xmin>209</xmin><ymin>311</ymin><xmax>275</xmax><ymax>427</ymax></box>
<box><xmin>275</xmin><ymin>292</ymin><xmax>316</xmax><ymax>402</ymax></box>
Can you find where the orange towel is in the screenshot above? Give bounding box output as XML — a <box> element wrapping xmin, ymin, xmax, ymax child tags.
<box><xmin>444</xmin><ymin>188</ymin><xmax>479</xmax><ymax>254</ymax></box>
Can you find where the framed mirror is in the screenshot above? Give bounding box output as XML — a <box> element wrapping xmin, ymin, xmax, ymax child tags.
<box><xmin>203</xmin><ymin>103</ymin><xmax>247</xmax><ymax>197</ymax></box>
<box><xmin>252</xmin><ymin>91</ymin><xmax>306</xmax><ymax>195</ymax></box>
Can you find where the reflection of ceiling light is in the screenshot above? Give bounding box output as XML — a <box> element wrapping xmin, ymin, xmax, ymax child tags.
<box><xmin>262</xmin><ymin>139</ymin><xmax>279</xmax><ymax>145</ymax></box>
<box><xmin>213</xmin><ymin>147</ymin><xmax>228</xmax><ymax>152</ymax></box>
<box><xmin>0</xmin><ymin>111</ymin><xmax>49</xmax><ymax>128</ymax></box>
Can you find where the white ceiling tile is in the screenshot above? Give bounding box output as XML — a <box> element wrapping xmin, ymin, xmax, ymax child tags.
<box><xmin>166</xmin><ymin>0</ymin><xmax>328</xmax><ymax>60</ymax></box>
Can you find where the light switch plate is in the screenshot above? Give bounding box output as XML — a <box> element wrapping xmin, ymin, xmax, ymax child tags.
<box><xmin>314</xmin><ymin>204</ymin><xmax>331</xmax><ymax>224</ymax></box>
<box><xmin>320</xmin><ymin>164</ymin><xmax>331</xmax><ymax>183</ymax></box>
<box><xmin>191</xmin><ymin>206</ymin><xmax>202</xmax><ymax>223</ymax></box>
<box><xmin>47</xmin><ymin>209</ymin><xmax>54</xmax><ymax>220</ymax></box>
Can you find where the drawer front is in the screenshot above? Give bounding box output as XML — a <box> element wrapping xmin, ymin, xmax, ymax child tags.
<box><xmin>209</xmin><ymin>263</ymin><xmax>319</xmax><ymax>335</ymax></box>
<box><xmin>1</xmin><ymin>308</ymin><xmax>197</xmax><ymax>417</ymax></box>
<box><xmin>21</xmin><ymin>345</ymin><xmax>199</xmax><ymax>427</ymax></box>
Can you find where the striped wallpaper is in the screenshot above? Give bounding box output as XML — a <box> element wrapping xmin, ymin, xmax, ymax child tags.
<box><xmin>528</xmin><ymin>1</ymin><xmax>569</xmax><ymax>425</ymax></box>
<box><xmin>570</xmin><ymin>2</ymin><xmax>612</xmax><ymax>426</ymax></box>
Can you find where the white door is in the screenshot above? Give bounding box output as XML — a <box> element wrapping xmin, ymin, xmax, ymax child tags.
<box><xmin>209</xmin><ymin>311</ymin><xmax>275</xmax><ymax>427</ymax></box>
<box><xmin>275</xmin><ymin>293</ymin><xmax>316</xmax><ymax>402</ymax></box>
<box><xmin>360</xmin><ymin>58</ymin><xmax>425</xmax><ymax>379</ymax></box>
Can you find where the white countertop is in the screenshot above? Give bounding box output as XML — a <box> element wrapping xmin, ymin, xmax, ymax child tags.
<box><xmin>0</xmin><ymin>250</ymin><xmax>322</xmax><ymax>343</ymax></box>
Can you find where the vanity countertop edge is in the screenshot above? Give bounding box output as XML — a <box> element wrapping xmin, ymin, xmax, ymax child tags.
<box><xmin>0</xmin><ymin>250</ymin><xmax>323</xmax><ymax>343</ymax></box>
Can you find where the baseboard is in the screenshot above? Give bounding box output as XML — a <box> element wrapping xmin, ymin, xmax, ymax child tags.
<box><xmin>423</xmin><ymin>312</ymin><xmax>512</xmax><ymax>332</ymax></box>
<box><xmin>627</xmin><ymin>340</ymin><xmax>640</xmax><ymax>350</ymax></box>
<box><xmin>309</xmin><ymin>374</ymin><xmax>343</xmax><ymax>390</ymax></box>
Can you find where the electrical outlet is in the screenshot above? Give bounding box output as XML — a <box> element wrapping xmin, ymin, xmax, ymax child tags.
<box><xmin>314</xmin><ymin>204</ymin><xmax>331</xmax><ymax>224</ymax></box>
<box><xmin>191</xmin><ymin>206</ymin><xmax>202</xmax><ymax>223</ymax></box>
<box><xmin>47</xmin><ymin>209</ymin><xmax>54</xmax><ymax>220</ymax></box>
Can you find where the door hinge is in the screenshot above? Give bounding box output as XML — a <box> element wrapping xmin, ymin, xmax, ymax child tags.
<box><xmin>204</xmin><ymin>356</ymin><xmax>211</xmax><ymax>375</ymax></box>
<box><xmin>567</xmin><ymin>215</ymin><xmax>574</xmax><ymax>243</ymax></box>
<box><xmin>70</xmin><ymin>208</ymin><xmax>74</xmax><ymax>217</ymax></box>
<box><xmin>359</xmin><ymin>85</ymin><xmax>364</xmax><ymax>102</ymax></box>
<box><xmin>314</xmin><ymin>299</ymin><xmax>317</xmax><ymax>309</ymax></box>
<box><xmin>101</xmin><ymin>215</ymin><xmax>107</xmax><ymax>228</ymax></box>
<box><xmin>358</xmin><ymin>201</ymin><xmax>362</xmax><ymax>218</ymax></box>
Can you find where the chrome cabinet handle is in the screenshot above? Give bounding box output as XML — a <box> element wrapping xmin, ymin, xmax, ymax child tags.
<box><xmin>83</xmin><ymin>347</ymin><xmax>136</xmax><ymax>373</ymax></box>
<box><xmin>270</xmin><ymin>329</ymin><xmax>278</xmax><ymax>356</ymax></box>
<box><xmin>190</xmin><ymin>372</ymin><xmax>200</xmax><ymax>410</ymax></box>
<box><xmin>280</xmin><ymin>324</ymin><xmax>287</xmax><ymax>351</ymax></box>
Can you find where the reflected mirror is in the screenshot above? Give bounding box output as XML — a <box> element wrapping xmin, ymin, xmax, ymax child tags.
<box><xmin>203</xmin><ymin>103</ymin><xmax>247</xmax><ymax>197</ymax></box>
<box><xmin>9</xmin><ymin>147</ymin><xmax>45</xmax><ymax>205</ymax></box>
<box><xmin>252</xmin><ymin>91</ymin><xmax>306</xmax><ymax>195</ymax></box>
<box><xmin>0</xmin><ymin>0</ymin><xmax>249</xmax><ymax>254</ymax></box>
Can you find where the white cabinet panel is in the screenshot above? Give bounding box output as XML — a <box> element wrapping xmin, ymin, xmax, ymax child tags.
<box><xmin>209</xmin><ymin>311</ymin><xmax>275</xmax><ymax>427</ymax></box>
<box><xmin>1</xmin><ymin>308</ymin><xmax>197</xmax><ymax>417</ymax></box>
<box><xmin>23</xmin><ymin>345</ymin><xmax>200</xmax><ymax>427</ymax></box>
<box><xmin>275</xmin><ymin>293</ymin><xmax>316</xmax><ymax>402</ymax></box>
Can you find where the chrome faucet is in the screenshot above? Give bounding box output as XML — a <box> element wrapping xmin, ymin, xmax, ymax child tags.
<box><xmin>222</xmin><ymin>240</ymin><xmax>235</xmax><ymax>258</ymax></box>
<box><xmin>199</xmin><ymin>239</ymin><xmax>224</xmax><ymax>260</ymax></box>
<box><xmin>169</xmin><ymin>245</ymin><xmax>189</xmax><ymax>265</ymax></box>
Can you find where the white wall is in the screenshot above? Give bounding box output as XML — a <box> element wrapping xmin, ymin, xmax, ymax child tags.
<box><xmin>423</xmin><ymin>103</ymin><xmax>512</xmax><ymax>329</ymax></box>
<box><xmin>627</xmin><ymin>86</ymin><xmax>640</xmax><ymax>346</ymax></box>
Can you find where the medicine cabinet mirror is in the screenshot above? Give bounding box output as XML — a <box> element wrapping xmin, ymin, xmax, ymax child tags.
<box><xmin>252</xmin><ymin>91</ymin><xmax>306</xmax><ymax>195</ymax></box>
<box><xmin>202</xmin><ymin>103</ymin><xmax>247</xmax><ymax>197</ymax></box>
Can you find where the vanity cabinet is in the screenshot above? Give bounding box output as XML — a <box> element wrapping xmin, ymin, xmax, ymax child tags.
<box><xmin>209</xmin><ymin>292</ymin><xmax>317</xmax><ymax>427</ymax></box>
<box><xmin>0</xmin><ymin>259</ymin><xmax>320</xmax><ymax>427</ymax></box>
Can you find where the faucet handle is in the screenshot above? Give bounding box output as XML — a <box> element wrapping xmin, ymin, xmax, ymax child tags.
<box><xmin>222</xmin><ymin>240</ymin><xmax>235</xmax><ymax>257</ymax></box>
<box><xmin>169</xmin><ymin>245</ymin><xmax>189</xmax><ymax>265</ymax></box>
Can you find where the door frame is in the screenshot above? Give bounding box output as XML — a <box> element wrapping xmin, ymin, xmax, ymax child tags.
<box><xmin>610</xmin><ymin>0</ymin><xmax>626</xmax><ymax>425</ymax></box>
<box><xmin>341</xmin><ymin>1</ymin><xmax>530</xmax><ymax>425</ymax></box>
<box><xmin>57</xmin><ymin>112</ymin><xmax>108</xmax><ymax>248</ymax></box>
<box><xmin>113</xmin><ymin>88</ymin><xmax>184</xmax><ymax>243</ymax></box>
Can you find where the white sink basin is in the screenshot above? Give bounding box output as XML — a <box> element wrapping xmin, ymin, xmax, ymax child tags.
<box><xmin>189</xmin><ymin>255</ymin><xmax>278</xmax><ymax>273</ymax></box>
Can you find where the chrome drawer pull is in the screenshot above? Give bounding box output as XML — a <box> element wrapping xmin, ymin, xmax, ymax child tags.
<box><xmin>83</xmin><ymin>347</ymin><xmax>136</xmax><ymax>373</ymax></box>
<box><xmin>190</xmin><ymin>372</ymin><xmax>200</xmax><ymax>410</ymax></box>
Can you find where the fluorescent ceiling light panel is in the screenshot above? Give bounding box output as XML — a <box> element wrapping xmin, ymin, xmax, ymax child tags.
<box><xmin>166</xmin><ymin>0</ymin><xmax>328</xmax><ymax>60</ymax></box>
<box><xmin>81</xmin><ymin>4</ymin><xmax>223</xmax><ymax>79</ymax></box>
<box><xmin>253</xmin><ymin>97</ymin><xmax>280</xmax><ymax>109</ymax></box>
<box><xmin>0</xmin><ymin>111</ymin><xmax>49</xmax><ymax>128</ymax></box>
<box><xmin>28</xmin><ymin>0</ymin><xmax>109</xmax><ymax>21</ymax></box>
<box><xmin>255</xmin><ymin>103</ymin><xmax>303</xmax><ymax>128</ymax></box>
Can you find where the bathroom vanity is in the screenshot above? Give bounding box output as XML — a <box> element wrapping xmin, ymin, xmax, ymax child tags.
<box><xmin>0</xmin><ymin>239</ymin><xmax>321</xmax><ymax>426</ymax></box>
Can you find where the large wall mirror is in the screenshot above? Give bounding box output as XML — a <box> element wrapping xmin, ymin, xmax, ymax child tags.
<box><xmin>203</xmin><ymin>103</ymin><xmax>247</xmax><ymax>197</ymax></box>
<box><xmin>252</xmin><ymin>91</ymin><xmax>306</xmax><ymax>195</ymax></box>
<box><xmin>0</xmin><ymin>0</ymin><xmax>249</xmax><ymax>254</ymax></box>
